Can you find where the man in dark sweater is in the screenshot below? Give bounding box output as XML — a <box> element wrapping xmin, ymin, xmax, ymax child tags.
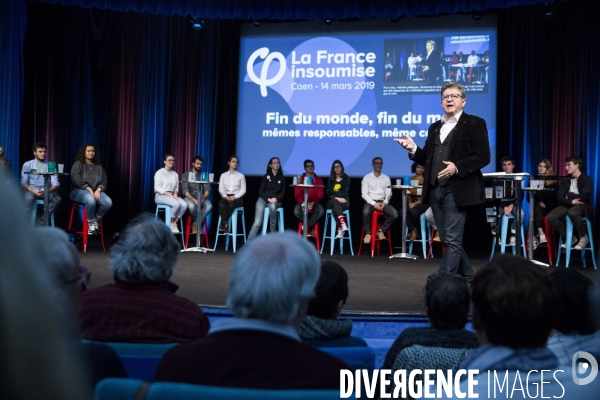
<box><xmin>154</xmin><ymin>232</ymin><xmax>350</xmax><ymax>389</ymax></box>
<box><xmin>547</xmin><ymin>156</ymin><xmax>593</xmax><ymax>250</ymax></box>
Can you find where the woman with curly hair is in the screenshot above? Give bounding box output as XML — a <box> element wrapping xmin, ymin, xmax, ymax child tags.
<box><xmin>70</xmin><ymin>144</ymin><xmax>112</xmax><ymax>234</ymax></box>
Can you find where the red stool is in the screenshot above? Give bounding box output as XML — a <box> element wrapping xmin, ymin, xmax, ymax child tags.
<box><xmin>428</xmin><ymin>228</ymin><xmax>446</xmax><ymax>258</ymax></box>
<box><xmin>68</xmin><ymin>202</ymin><xmax>106</xmax><ymax>253</ymax></box>
<box><xmin>184</xmin><ymin>214</ymin><xmax>209</xmax><ymax>248</ymax></box>
<box><xmin>526</xmin><ymin>216</ymin><xmax>557</xmax><ymax>265</ymax></box>
<box><xmin>358</xmin><ymin>210</ymin><xmax>393</xmax><ymax>257</ymax></box>
<box><xmin>298</xmin><ymin>220</ymin><xmax>321</xmax><ymax>253</ymax></box>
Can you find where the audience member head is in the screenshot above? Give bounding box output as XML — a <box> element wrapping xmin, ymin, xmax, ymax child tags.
<box><xmin>330</xmin><ymin>159</ymin><xmax>345</xmax><ymax>180</ymax></box>
<box><xmin>424</xmin><ymin>275</ymin><xmax>470</xmax><ymax>330</ymax></box>
<box><xmin>306</xmin><ymin>261</ymin><xmax>349</xmax><ymax>320</ymax></box>
<box><xmin>0</xmin><ymin>179</ymin><xmax>89</xmax><ymax>399</ymax></box>
<box><xmin>75</xmin><ymin>143</ymin><xmax>100</xmax><ymax>165</ymax></box>
<box><xmin>501</xmin><ymin>156</ymin><xmax>515</xmax><ymax>173</ymax></box>
<box><xmin>471</xmin><ymin>255</ymin><xmax>558</xmax><ymax>349</ymax></box>
<box><xmin>226</xmin><ymin>232</ymin><xmax>320</xmax><ymax>326</ymax></box>
<box><xmin>109</xmin><ymin>214</ymin><xmax>180</xmax><ymax>283</ymax></box>
<box><xmin>550</xmin><ymin>269</ymin><xmax>597</xmax><ymax>335</ymax></box>
<box><xmin>193</xmin><ymin>155</ymin><xmax>204</xmax><ymax>164</ymax></box>
<box><xmin>33</xmin><ymin>227</ymin><xmax>81</xmax><ymax>326</ymax></box>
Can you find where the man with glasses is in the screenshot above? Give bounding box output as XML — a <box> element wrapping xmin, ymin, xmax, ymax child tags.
<box><xmin>361</xmin><ymin>157</ymin><xmax>398</xmax><ymax>244</ymax></box>
<box><xmin>395</xmin><ymin>82</ymin><xmax>490</xmax><ymax>282</ymax></box>
<box><xmin>293</xmin><ymin>159</ymin><xmax>324</xmax><ymax>237</ymax></box>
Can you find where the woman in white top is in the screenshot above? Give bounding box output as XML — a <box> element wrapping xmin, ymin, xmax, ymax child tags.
<box><xmin>154</xmin><ymin>154</ymin><xmax>187</xmax><ymax>233</ymax></box>
<box><xmin>217</xmin><ymin>155</ymin><xmax>246</xmax><ymax>233</ymax></box>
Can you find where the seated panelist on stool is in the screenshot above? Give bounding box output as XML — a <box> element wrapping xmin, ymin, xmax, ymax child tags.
<box><xmin>181</xmin><ymin>155</ymin><xmax>212</xmax><ymax>233</ymax></box>
<box><xmin>326</xmin><ymin>160</ymin><xmax>351</xmax><ymax>239</ymax></box>
<box><xmin>248</xmin><ymin>157</ymin><xmax>286</xmax><ymax>240</ymax></box>
<box><xmin>530</xmin><ymin>158</ymin><xmax>558</xmax><ymax>247</ymax></box>
<box><xmin>293</xmin><ymin>159</ymin><xmax>325</xmax><ymax>237</ymax></box>
<box><xmin>69</xmin><ymin>143</ymin><xmax>113</xmax><ymax>235</ymax></box>
<box><xmin>406</xmin><ymin>162</ymin><xmax>428</xmax><ymax>240</ymax></box>
<box><xmin>154</xmin><ymin>154</ymin><xmax>186</xmax><ymax>233</ymax></box>
<box><xmin>20</xmin><ymin>142</ymin><xmax>62</xmax><ymax>224</ymax></box>
<box><xmin>217</xmin><ymin>155</ymin><xmax>245</xmax><ymax>234</ymax></box>
<box><xmin>361</xmin><ymin>157</ymin><xmax>398</xmax><ymax>244</ymax></box>
<box><xmin>547</xmin><ymin>156</ymin><xmax>593</xmax><ymax>251</ymax></box>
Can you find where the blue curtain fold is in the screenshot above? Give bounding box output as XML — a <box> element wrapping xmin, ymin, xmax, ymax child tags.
<box><xmin>0</xmin><ymin>0</ymin><xmax>27</xmax><ymax>180</ymax></box>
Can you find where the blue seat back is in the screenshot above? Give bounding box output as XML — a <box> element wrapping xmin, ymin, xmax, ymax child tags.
<box><xmin>319</xmin><ymin>346</ymin><xmax>376</xmax><ymax>371</ymax></box>
<box><xmin>83</xmin><ymin>341</ymin><xmax>178</xmax><ymax>382</ymax></box>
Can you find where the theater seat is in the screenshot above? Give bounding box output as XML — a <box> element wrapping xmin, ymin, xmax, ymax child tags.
<box><xmin>95</xmin><ymin>378</ymin><xmax>350</xmax><ymax>400</ymax></box>
<box><xmin>319</xmin><ymin>346</ymin><xmax>376</xmax><ymax>371</ymax></box>
<box><xmin>82</xmin><ymin>341</ymin><xmax>178</xmax><ymax>382</ymax></box>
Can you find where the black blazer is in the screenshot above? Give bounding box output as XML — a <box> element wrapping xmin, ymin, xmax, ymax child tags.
<box><xmin>411</xmin><ymin>112</ymin><xmax>491</xmax><ymax>207</ymax></box>
<box><xmin>556</xmin><ymin>173</ymin><xmax>594</xmax><ymax>216</ymax></box>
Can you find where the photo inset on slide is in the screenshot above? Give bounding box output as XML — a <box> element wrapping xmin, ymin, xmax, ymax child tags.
<box><xmin>382</xmin><ymin>35</ymin><xmax>490</xmax><ymax>95</ymax></box>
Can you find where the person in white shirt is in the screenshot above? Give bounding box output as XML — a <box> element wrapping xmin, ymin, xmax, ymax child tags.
<box><xmin>467</xmin><ymin>50</ymin><xmax>479</xmax><ymax>67</ymax></box>
<box><xmin>154</xmin><ymin>154</ymin><xmax>186</xmax><ymax>233</ymax></box>
<box><xmin>361</xmin><ymin>157</ymin><xmax>398</xmax><ymax>244</ymax></box>
<box><xmin>407</xmin><ymin>53</ymin><xmax>420</xmax><ymax>80</ymax></box>
<box><xmin>217</xmin><ymin>155</ymin><xmax>246</xmax><ymax>233</ymax></box>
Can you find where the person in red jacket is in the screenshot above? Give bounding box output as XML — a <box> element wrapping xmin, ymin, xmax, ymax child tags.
<box><xmin>293</xmin><ymin>159</ymin><xmax>325</xmax><ymax>237</ymax></box>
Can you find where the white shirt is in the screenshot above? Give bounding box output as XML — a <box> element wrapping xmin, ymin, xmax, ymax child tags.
<box><xmin>569</xmin><ymin>178</ymin><xmax>579</xmax><ymax>194</ymax></box>
<box><xmin>407</xmin><ymin>56</ymin><xmax>418</xmax><ymax>67</ymax></box>
<box><xmin>218</xmin><ymin>170</ymin><xmax>246</xmax><ymax>199</ymax></box>
<box><xmin>467</xmin><ymin>54</ymin><xmax>479</xmax><ymax>66</ymax></box>
<box><xmin>154</xmin><ymin>168</ymin><xmax>179</xmax><ymax>194</ymax></box>
<box><xmin>440</xmin><ymin>110</ymin><xmax>463</xmax><ymax>143</ymax></box>
<box><xmin>361</xmin><ymin>172</ymin><xmax>392</xmax><ymax>205</ymax></box>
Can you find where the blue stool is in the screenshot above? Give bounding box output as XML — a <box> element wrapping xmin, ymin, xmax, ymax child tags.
<box><xmin>408</xmin><ymin>212</ymin><xmax>433</xmax><ymax>259</ymax></box>
<box><xmin>261</xmin><ymin>207</ymin><xmax>284</xmax><ymax>235</ymax></box>
<box><xmin>213</xmin><ymin>207</ymin><xmax>246</xmax><ymax>253</ymax></box>
<box><xmin>30</xmin><ymin>199</ymin><xmax>55</xmax><ymax>227</ymax></box>
<box><xmin>490</xmin><ymin>214</ymin><xmax>526</xmax><ymax>260</ymax></box>
<box><xmin>556</xmin><ymin>216</ymin><xmax>597</xmax><ymax>269</ymax></box>
<box><xmin>320</xmin><ymin>209</ymin><xmax>354</xmax><ymax>256</ymax></box>
<box><xmin>155</xmin><ymin>204</ymin><xmax>185</xmax><ymax>248</ymax></box>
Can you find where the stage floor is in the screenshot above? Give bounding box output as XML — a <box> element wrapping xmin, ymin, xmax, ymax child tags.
<box><xmin>79</xmin><ymin>240</ymin><xmax>599</xmax><ymax>315</ymax></box>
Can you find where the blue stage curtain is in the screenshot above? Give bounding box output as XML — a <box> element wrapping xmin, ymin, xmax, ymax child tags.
<box><xmin>497</xmin><ymin>1</ymin><xmax>600</xmax><ymax>228</ymax></box>
<box><xmin>35</xmin><ymin>0</ymin><xmax>549</xmax><ymax>19</ymax></box>
<box><xmin>20</xmin><ymin>3</ymin><xmax>239</xmax><ymax>228</ymax></box>
<box><xmin>0</xmin><ymin>0</ymin><xmax>27</xmax><ymax>180</ymax></box>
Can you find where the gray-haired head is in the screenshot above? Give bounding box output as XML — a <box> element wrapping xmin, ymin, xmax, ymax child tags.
<box><xmin>226</xmin><ymin>232</ymin><xmax>321</xmax><ymax>325</ymax></box>
<box><xmin>109</xmin><ymin>214</ymin><xmax>180</xmax><ymax>283</ymax></box>
<box><xmin>441</xmin><ymin>82</ymin><xmax>466</xmax><ymax>99</ymax></box>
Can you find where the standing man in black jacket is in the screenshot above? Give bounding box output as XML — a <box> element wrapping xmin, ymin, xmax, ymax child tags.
<box><xmin>547</xmin><ymin>156</ymin><xmax>593</xmax><ymax>250</ymax></box>
<box><xmin>395</xmin><ymin>82</ymin><xmax>490</xmax><ymax>282</ymax></box>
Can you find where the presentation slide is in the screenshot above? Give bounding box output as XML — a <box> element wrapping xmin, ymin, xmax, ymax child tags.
<box><xmin>237</xmin><ymin>16</ymin><xmax>497</xmax><ymax>177</ymax></box>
